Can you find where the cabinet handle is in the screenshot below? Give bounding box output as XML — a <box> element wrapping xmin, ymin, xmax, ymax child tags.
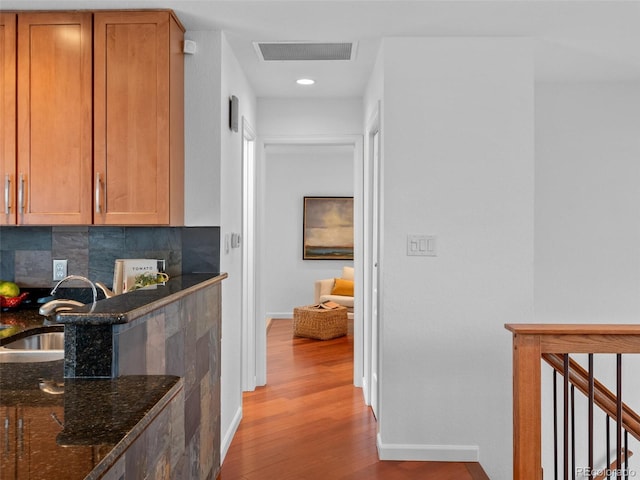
<box><xmin>17</xmin><ymin>174</ymin><xmax>24</xmax><ymax>214</ymax></box>
<box><xmin>95</xmin><ymin>172</ymin><xmax>102</xmax><ymax>213</ymax></box>
<box><xmin>50</xmin><ymin>412</ymin><xmax>63</xmax><ymax>429</ymax></box>
<box><xmin>3</xmin><ymin>416</ymin><xmax>9</xmax><ymax>455</ymax></box>
<box><xmin>17</xmin><ymin>418</ymin><xmax>23</xmax><ymax>458</ymax></box>
<box><xmin>3</xmin><ymin>175</ymin><xmax>10</xmax><ymax>214</ymax></box>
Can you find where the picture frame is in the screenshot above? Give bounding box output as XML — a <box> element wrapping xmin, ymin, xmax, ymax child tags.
<box><xmin>303</xmin><ymin>196</ymin><xmax>354</xmax><ymax>260</ymax></box>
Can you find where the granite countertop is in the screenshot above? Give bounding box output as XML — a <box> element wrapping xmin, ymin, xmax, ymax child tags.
<box><xmin>0</xmin><ymin>273</ymin><xmax>227</xmax><ymax>345</ymax></box>
<box><xmin>0</xmin><ymin>298</ymin><xmax>62</xmax><ymax>343</ymax></box>
<box><xmin>54</xmin><ymin>273</ymin><xmax>227</xmax><ymax>325</ymax></box>
<box><xmin>0</xmin><ymin>357</ymin><xmax>182</xmax><ymax>479</ymax></box>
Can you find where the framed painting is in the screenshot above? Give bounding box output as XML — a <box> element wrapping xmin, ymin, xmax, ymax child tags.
<box><xmin>303</xmin><ymin>196</ymin><xmax>354</xmax><ymax>260</ymax></box>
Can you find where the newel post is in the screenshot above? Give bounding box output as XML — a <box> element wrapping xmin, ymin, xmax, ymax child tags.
<box><xmin>512</xmin><ymin>332</ymin><xmax>543</xmax><ymax>480</ymax></box>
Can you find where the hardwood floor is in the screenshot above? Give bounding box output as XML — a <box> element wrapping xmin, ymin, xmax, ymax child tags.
<box><xmin>217</xmin><ymin>319</ymin><xmax>490</xmax><ymax>480</ymax></box>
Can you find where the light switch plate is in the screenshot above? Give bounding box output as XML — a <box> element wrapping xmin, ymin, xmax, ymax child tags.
<box><xmin>407</xmin><ymin>235</ymin><xmax>436</xmax><ymax>256</ymax></box>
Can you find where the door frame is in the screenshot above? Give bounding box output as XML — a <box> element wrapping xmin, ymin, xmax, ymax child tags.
<box><xmin>241</xmin><ymin>117</ymin><xmax>257</xmax><ymax>391</ymax></box>
<box><xmin>363</xmin><ymin>103</ymin><xmax>381</xmax><ymax>414</ymax></box>
<box><xmin>251</xmin><ymin>134</ymin><xmax>364</xmax><ymax>388</ymax></box>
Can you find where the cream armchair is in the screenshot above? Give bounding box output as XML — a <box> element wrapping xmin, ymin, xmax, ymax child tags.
<box><xmin>314</xmin><ymin>266</ymin><xmax>354</xmax><ymax>319</ymax></box>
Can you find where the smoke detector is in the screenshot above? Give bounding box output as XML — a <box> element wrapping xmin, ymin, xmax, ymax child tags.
<box><xmin>253</xmin><ymin>42</ymin><xmax>357</xmax><ymax>61</ymax></box>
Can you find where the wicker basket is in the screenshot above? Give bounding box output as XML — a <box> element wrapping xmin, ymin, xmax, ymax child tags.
<box><xmin>293</xmin><ymin>305</ymin><xmax>348</xmax><ymax>340</ymax></box>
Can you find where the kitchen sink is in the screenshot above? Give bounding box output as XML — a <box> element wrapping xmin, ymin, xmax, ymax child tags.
<box><xmin>3</xmin><ymin>332</ymin><xmax>64</xmax><ymax>350</ymax></box>
<box><xmin>0</xmin><ymin>331</ymin><xmax>64</xmax><ymax>363</ymax></box>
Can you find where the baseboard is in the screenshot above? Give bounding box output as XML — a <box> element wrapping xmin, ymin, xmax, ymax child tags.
<box><xmin>220</xmin><ymin>405</ymin><xmax>243</xmax><ymax>463</ymax></box>
<box><xmin>361</xmin><ymin>376</ymin><xmax>370</xmax><ymax>406</ymax></box>
<box><xmin>376</xmin><ymin>433</ymin><xmax>479</xmax><ymax>462</ymax></box>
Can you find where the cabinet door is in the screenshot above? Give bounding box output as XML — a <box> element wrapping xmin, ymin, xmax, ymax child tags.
<box><xmin>0</xmin><ymin>406</ymin><xmax>17</xmax><ymax>479</ymax></box>
<box><xmin>22</xmin><ymin>406</ymin><xmax>95</xmax><ymax>480</ymax></box>
<box><xmin>94</xmin><ymin>11</ymin><xmax>184</xmax><ymax>225</ymax></box>
<box><xmin>16</xmin><ymin>12</ymin><xmax>93</xmax><ymax>225</ymax></box>
<box><xmin>0</xmin><ymin>13</ymin><xmax>16</xmax><ymax>225</ymax></box>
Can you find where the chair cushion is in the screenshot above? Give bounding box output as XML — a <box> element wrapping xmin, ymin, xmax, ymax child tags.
<box><xmin>331</xmin><ymin>278</ymin><xmax>354</xmax><ymax>296</ymax></box>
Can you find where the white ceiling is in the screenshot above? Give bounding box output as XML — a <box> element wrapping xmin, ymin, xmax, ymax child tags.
<box><xmin>5</xmin><ymin>0</ymin><xmax>640</xmax><ymax>97</ymax></box>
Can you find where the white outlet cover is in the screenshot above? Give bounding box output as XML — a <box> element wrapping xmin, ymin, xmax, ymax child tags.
<box><xmin>53</xmin><ymin>259</ymin><xmax>68</xmax><ymax>280</ymax></box>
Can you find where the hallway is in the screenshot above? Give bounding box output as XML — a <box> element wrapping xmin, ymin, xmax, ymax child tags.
<box><xmin>217</xmin><ymin>319</ymin><xmax>489</xmax><ymax>479</ymax></box>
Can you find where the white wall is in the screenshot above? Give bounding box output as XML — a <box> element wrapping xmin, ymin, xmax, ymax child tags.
<box><xmin>263</xmin><ymin>144</ymin><xmax>354</xmax><ymax>317</ymax></box>
<box><xmin>535</xmin><ymin>82</ymin><xmax>640</xmax><ymax>476</ymax></box>
<box><xmin>184</xmin><ymin>31</ymin><xmax>222</xmax><ymax>226</ymax></box>
<box><xmin>369</xmin><ymin>38</ymin><xmax>534</xmax><ymax>480</ymax></box>
<box><xmin>218</xmin><ymin>31</ymin><xmax>258</xmax><ymax>460</ymax></box>
<box><xmin>258</xmin><ymin>98</ymin><xmax>363</xmax><ymax>136</ymax></box>
<box><xmin>535</xmin><ymin>83</ymin><xmax>640</xmax><ymax>323</ymax></box>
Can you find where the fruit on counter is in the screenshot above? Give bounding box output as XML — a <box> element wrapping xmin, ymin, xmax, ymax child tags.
<box><xmin>0</xmin><ymin>281</ymin><xmax>20</xmax><ymax>298</ymax></box>
<box><xmin>0</xmin><ymin>291</ymin><xmax>28</xmax><ymax>308</ymax></box>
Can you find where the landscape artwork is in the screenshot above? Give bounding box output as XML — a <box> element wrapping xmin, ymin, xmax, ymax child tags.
<box><xmin>303</xmin><ymin>196</ymin><xmax>354</xmax><ymax>260</ymax></box>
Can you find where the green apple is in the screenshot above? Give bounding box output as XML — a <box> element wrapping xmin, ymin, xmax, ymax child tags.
<box><xmin>0</xmin><ymin>281</ymin><xmax>20</xmax><ymax>298</ymax></box>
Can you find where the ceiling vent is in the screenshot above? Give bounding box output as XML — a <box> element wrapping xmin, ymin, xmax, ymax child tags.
<box><xmin>254</xmin><ymin>42</ymin><xmax>356</xmax><ymax>61</ymax></box>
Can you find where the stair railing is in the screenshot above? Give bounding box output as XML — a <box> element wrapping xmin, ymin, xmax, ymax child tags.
<box><xmin>505</xmin><ymin>324</ymin><xmax>640</xmax><ymax>480</ymax></box>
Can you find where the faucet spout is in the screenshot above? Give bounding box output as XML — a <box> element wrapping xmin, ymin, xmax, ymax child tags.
<box><xmin>50</xmin><ymin>275</ymin><xmax>97</xmax><ymax>304</ymax></box>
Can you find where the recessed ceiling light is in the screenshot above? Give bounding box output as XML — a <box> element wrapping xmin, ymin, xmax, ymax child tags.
<box><xmin>296</xmin><ymin>78</ymin><xmax>315</xmax><ymax>86</ymax></box>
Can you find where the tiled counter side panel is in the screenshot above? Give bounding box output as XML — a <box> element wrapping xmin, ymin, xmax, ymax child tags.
<box><xmin>98</xmin><ymin>387</ymin><xmax>186</xmax><ymax>480</ymax></box>
<box><xmin>113</xmin><ymin>282</ymin><xmax>221</xmax><ymax>480</ymax></box>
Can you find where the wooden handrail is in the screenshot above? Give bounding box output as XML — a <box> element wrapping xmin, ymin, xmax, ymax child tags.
<box><xmin>542</xmin><ymin>353</ymin><xmax>640</xmax><ymax>442</ymax></box>
<box><xmin>505</xmin><ymin>324</ymin><xmax>640</xmax><ymax>480</ymax></box>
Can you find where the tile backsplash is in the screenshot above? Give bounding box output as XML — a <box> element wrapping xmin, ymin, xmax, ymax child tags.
<box><xmin>0</xmin><ymin>226</ymin><xmax>220</xmax><ymax>288</ymax></box>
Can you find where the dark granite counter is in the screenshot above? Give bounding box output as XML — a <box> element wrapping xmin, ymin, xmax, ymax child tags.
<box><xmin>0</xmin><ymin>273</ymin><xmax>225</xmax><ymax>478</ymax></box>
<box><xmin>0</xmin><ymin>357</ymin><xmax>182</xmax><ymax>479</ymax></box>
<box><xmin>0</xmin><ymin>273</ymin><xmax>226</xmax><ymax>346</ymax></box>
<box><xmin>54</xmin><ymin>273</ymin><xmax>227</xmax><ymax>325</ymax></box>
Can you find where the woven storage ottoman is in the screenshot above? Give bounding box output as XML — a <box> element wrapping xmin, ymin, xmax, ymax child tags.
<box><xmin>293</xmin><ymin>305</ymin><xmax>348</xmax><ymax>340</ymax></box>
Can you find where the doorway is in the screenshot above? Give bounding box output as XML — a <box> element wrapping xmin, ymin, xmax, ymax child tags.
<box><xmin>250</xmin><ymin>135</ymin><xmax>364</xmax><ymax>389</ymax></box>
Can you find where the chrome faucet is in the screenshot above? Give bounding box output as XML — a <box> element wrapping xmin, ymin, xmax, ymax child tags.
<box><xmin>39</xmin><ymin>275</ymin><xmax>99</xmax><ymax>317</ymax></box>
<box><xmin>38</xmin><ymin>299</ymin><xmax>85</xmax><ymax>316</ymax></box>
<box><xmin>50</xmin><ymin>275</ymin><xmax>97</xmax><ymax>304</ymax></box>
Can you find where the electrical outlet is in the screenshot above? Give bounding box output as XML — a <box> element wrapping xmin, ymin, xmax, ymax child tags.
<box><xmin>53</xmin><ymin>259</ymin><xmax>67</xmax><ymax>281</ymax></box>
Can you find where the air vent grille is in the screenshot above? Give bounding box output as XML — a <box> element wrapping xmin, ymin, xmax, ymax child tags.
<box><xmin>255</xmin><ymin>42</ymin><xmax>354</xmax><ymax>61</ymax></box>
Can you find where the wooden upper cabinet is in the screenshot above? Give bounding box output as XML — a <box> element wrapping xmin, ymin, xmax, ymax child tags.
<box><xmin>93</xmin><ymin>10</ymin><xmax>184</xmax><ymax>225</ymax></box>
<box><xmin>0</xmin><ymin>13</ymin><xmax>16</xmax><ymax>225</ymax></box>
<box><xmin>2</xmin><ymin>9</ymin><xmax>184</xmax><ymax>226</ymax></box>
<box><xmin>16</xmin><ymin>12</ymin><xmax>93</xmax><ymax>225</ymax></box>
